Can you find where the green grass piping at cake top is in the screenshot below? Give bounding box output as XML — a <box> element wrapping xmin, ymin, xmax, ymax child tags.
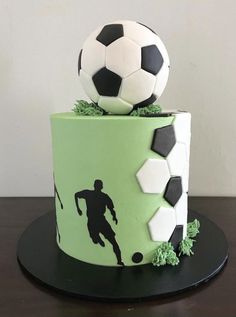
<box><xmin>129</xmin><ymin>104</ymin><xmax>162</xmax><ymax>116</ymax></box>
<box><xmin>72</xmin><ymin>100</ymin><xmax>104</xmax><ymax>116</ymax></box>
<box><xmin>152</xmin><ymin>219</ymin><xmax>200</xmax><ymax>267</ymax></box>
<box><xmin>72</xmin><ymin>100</ymin><xmax>162</xmax><ymax>116</ymax></box>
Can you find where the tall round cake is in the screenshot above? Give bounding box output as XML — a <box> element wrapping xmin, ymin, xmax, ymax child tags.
<box><xmin>51</xmin><ymin>20</ymin><xmax>192</xmax><ymax>267</ymax></box>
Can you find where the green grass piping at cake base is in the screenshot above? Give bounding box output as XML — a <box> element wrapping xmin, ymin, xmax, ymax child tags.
<box><xmin>152</xmin><ymin>219</ymin><xmax>200</xmax><ymax>267</ymax></box>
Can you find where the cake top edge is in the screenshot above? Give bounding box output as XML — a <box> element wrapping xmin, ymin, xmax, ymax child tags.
<box><xmin>50</xmin><ymin>111</ymin><xmax>190</xmax><ymax>120</ymax></box>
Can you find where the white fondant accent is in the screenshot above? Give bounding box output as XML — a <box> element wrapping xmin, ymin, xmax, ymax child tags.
<box><xmin>148</xmin><ymin>207</ymin><xmax>176</xmax><ymax>241</ymax></box>
<box><xmin>80</xmin><ymin>70</ymin><xmax>99</xmax><ymax>102</ymax></box>
<box><xmin>82</xmin><ymin>33</ymin><xmax>106</xmax><ymax>76</ymax></box>
<box><xmin>136</xmin><ymin>158</ymin><xmax>170</xmax><ymax>194</ymax></box>
<box><xmin>173</xmin><ymin>113</ymin><xmax>191</xmax><ymax>145</ymax></box>
<box><xmin>154</xmin><ymin>64</ymin><xmax>169</xmax><ymax>98</ymax></box>
<box><xmin>124</xmin><ymin>21</ymin><xmax>156</xmax><ymax>46</ymax></box>
<box><xmin>167</xmin><ymin>143</ymin><xmax>187</xmax><ymax>176</ymax></box>
<box><xmin>106</xmin><ymin>37</ymin><xmax>141</xmax><ymax>78</ymax></box>
<box><xmin>98</xmin><ymin>96</ymin><xmax>133</xmax><ymax>114</ymax></box>
<box><xmin>182</xmin><ymin>163</ymin><xmax>190</xmax><ymax>193</ymax></box>
<box><xmin>120</xmin><ymin>70</ymin><xmax>156</xmax><ymax>105</ymax></box>
<box><xmin>175</xmin><ymin>193</ymin><xmax>188</xmax><ymax>238</ymax></box>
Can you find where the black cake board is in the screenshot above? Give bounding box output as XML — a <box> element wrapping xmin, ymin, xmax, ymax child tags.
<box><xmin>17</xmin><ymin>210</ymin><xmax>228</xmax><ymax>302</ymax></box>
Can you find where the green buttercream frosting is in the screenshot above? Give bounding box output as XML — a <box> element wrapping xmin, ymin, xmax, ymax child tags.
<box><xmin>152</xmin><ymin>242</ymin><xmax>179</xmax><ymax>266</ymax></box>
<box><xmin>72</xmin><ymin>100</ymin><xmax>162</xmax><ymax>116</ymax></box>
<box><xmin>187</xmin><ymin>219</ymin><xmax>200</xmax><ymax>238</ymax></box>
<box><xmin>72</xmin><ymin>100</ymin><xmax>104</xmax><ymax>116</ymax></box>
<box><xmin>130</xmin><ymin>104</ymin><xmax>162</xmax><ymax>116</ymax></box>
<box><xmin>179</xmin><ymin>237</ymin><xmax>195</xmax><ymax>256</ymax></box>
<box><xmin>152</xmin><ymin>219</ymin><xmax>201</xmax><ymax>267</ymax></box>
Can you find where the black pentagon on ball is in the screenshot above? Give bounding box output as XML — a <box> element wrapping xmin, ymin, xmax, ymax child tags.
<box><xmin>169</xmin><ymin>225</ymin><xmax>183</xmax><ymax>250</ymax></box>
<box><xmin>151</xmin><ymin>125</ymin><xmax>176</xmax><ymax>157</ymax></box>
<box><xmin>138</xmin><ymin>22</ymin><xmax>156</xmax><ymax>34</ymax></box>
<box><xmin>96</xmin><ymin>24</ymin><xmax>124</xmax><ymax>46</ymax></box>
<box><xmin>132</xmin><ymin>252</ymin><xmax>143</xmax><ymax>263</ymax></box>
<box><xmin>78</xmin><ymin>49</ymin><xmax>82</xmax><ymax>75</ymax></box>
<box><xmin>164</xmin><ymin>177</ymin><xmax>183</xmax><ymax>206</ymax></box>
<box><xmin>141</xmin><ymin>45</ymin><xmax>164</xmax><ymax>75</ymax></box>
<box><xmin>92</xmin><ymin>67</ymin><xmax>122</xmax><ymax>96</ymax></box>
<box><xmin>133</xmin><ymin>94</ymin><xmax>157</xmax><ymax>110</ymax></box>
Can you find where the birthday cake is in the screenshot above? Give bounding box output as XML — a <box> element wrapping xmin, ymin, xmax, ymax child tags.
<box><xmin>51</xmin><ymin>21</ymin><xmax>199</xmax><ymax>267</ymax></box>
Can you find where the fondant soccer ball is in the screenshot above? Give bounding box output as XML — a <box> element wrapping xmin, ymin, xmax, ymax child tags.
<box><xmin>78</xmin><ymin>20</ymin><xmax>170</xmax><ymax>114</ymax></box>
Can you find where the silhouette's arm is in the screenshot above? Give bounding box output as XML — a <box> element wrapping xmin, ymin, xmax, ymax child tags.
<box><xmin>74</xmin><ymin>192</ymin><xmax>83</xmax><ymax>215</ymax></box>
<box><xmin>106</xmin><ymin>196</ymin><xmax>118</xmax><ymax>224</ymax></box>
<box><xmin>109</xmin><ymin>208</ymin><xmax>118</xmax><ymax>225</ymax></box>
<box><xmin>54</xmin><ymin>183</ymin><xmax>63</xmax><ymax>209</ymax></box>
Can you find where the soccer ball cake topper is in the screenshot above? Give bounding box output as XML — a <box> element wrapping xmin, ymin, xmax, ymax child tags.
<box><xmin>78</xmin><ymin>20</ymin><xmax>170</xmax><ymax>114</ymax></box>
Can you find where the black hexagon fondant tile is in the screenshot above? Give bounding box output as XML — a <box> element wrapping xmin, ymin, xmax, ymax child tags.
<box><xmin>141</xmin><ymin>45</ymin><xmax>164</xmax><ymax>75</ymax></box>
<box><xmin>92</xmin><ymin>67</ymin><xmax>122</xmax><ymax>96</ymax></box>
<box><xmin>169</xmin><ymin>225</ymin><xmax>183</xmax><ymax>250</ymax></box>
<box><xmin>164</xmin><ymin>177</ymin><xmax>182</xmax><ymax>206</ymax></box>
<box><xmin>96</xmin><ymin>24</ymin><xmax>124</xmax><ymax>46</ymax></box>
<box><xmin>151</xmin><ymin>125</ymin><xmax>176</xmax><ymax>157</ymax></box>
<box><xmin>78</xmin><ymin>49</ymin><xmax>82</xmax><ymax>74</ymax></box>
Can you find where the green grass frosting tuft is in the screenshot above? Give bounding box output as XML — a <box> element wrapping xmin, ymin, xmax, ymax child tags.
<box><xmin>130</xmin><ymin>104</ymin><xmax>162</xmax><ymax>116</ymax></box>
<box><xmin>152</xmin><ymin>219</ymin><xmax>201</xmax><ymax>268</ymax></box>
<box><xmin>152</xmin><ymin>242</ymin><xmax>179</xmax><ymax>267</ymax></box>
<box><xmin>72</xmin><ymin>100</ymin><xmax>104</xmax><ymax>116</ymax></box>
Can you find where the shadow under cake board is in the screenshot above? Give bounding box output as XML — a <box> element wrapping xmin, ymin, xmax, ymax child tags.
<box><xmin>17</xmin><ymin>210</ymin><xmax>228</xmax><ymax>302</ymax></box>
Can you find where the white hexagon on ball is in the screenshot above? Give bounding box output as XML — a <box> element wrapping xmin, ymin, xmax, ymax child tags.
<box><xmin>121</xmin><ymin>70</ymin><xmax>156</xmax><ymax>105</ymax></box>
<box><xmin>78</xmin><ymin>20</ymin><xmax>170</xmax><ymax>114</ymax></box>
<box><xmin>136</xmin><ymin>158</ymin><xmax>170</xmax><ymax>194</ymax></box>
<box><xmin>106</xmin><ymin>37</ymin><xmax>141</xmax><ymax>78</ymax></box>
<box><xmin>81</xmin><ymin>36</ymin><xmax>106</xmax><ymax>76</ymax></box>
<box><xmin>80</xmin><ymin>70</ymin><xmax>99</xmax><ymax>103</ymax></box>
<box><xmin>148</xmin><ymin>207</ymin><xmax>176</xmax><ymax>241</ymax></box>
<box><xmin>98</xmin><ymin>96</ymin><xmax>132</xmax><ymax>114</ymax></box>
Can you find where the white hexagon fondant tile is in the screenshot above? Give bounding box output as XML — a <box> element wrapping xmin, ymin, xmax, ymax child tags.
<box><xmin>106</xmin><ymin>37</ymin><xmax>141</xmax><ymax>78</ymax></box>
<box><xmin>120</xmin><ymin>69</ymin><xmax>156</xmax><ymax>105</ymax></box>
<box><xmin>175</xmin><ymin>193</ymin><xmax>188</xmax><ymax>238</ymax></box>
<box><xmin>123</xmin><ymin>21</ymin><xmax>156</xmax><ymax>47</ymax></box>
<box><xmin>167</xmin><ymin>143</ymin><xmax>187</xmax><ymax>176</ymax></box>
<box><xmin>98</xmin><ymin>96</ymin><xmax>132</xmax><ymax>114</ymax></box>
<box><xmin>136</xmin><ymin>158</ymin><xmax>170</xmax><ymax>194</ymax></box>
<box><xmin>81</xmin><ymin>37</ymin><xmax>106</xmax><ymax>76</ymax></box>
<box><xmin>148</xmin><ymin>207</ymin><xmax>176</xmax><ymax>241</ymax></box>
<box><xmin>173</xmin><ymin>113</ymin><xmax>191</xmax><ymax>145</ymax></box>
<box><xmin>80</xmin><ymin>70</ymin><xmax>99</xmax><ymax>102</ymax></box>
<box><xmin>182</xmin><ymin>163</ymin><xmax>190</xmax><ymax>193</ymax></box>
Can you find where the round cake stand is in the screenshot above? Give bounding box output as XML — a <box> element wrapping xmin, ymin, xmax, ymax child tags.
<box><xmin>17</xmin><ymin>210</ymin><xmax>228</xmax><ymax>302</ymax></box>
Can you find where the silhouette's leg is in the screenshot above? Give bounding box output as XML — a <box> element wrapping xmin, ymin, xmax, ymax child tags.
<box><xmin>95</xmin><ymin>235</ymin><xmax>105</xmax><ymax>247</ymax></box>
<box><xmin>87</xmin><ymin>222</ymin><xmax>105</xmax><ymax>247</ymax></box>
<box><xmin>106</xmin><ymin>235</ymin><xmax>124</xmax><ymax>266</ymax></box>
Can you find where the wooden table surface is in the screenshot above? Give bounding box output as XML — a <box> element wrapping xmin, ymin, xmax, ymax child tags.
<box><xmin>0</xmin><ymin>197</ymin><xmax>235</xmax><ymax>317</ymax></box>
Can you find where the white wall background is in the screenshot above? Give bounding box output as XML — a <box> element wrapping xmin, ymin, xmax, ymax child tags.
<box><xmin>0</xmin><ymin>0</ymin><xmax>236</xmax><ymax>197</ymax></box>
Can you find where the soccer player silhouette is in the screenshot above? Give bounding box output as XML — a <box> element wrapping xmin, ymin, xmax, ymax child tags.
<box><xmin>74</xmin><ymin>179</ymin><xmax>124</xmax><ymax>266</ymax></box>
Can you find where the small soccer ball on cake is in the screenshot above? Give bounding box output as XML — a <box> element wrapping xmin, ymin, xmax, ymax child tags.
<box><xmin>77</xmin><ymin>20</ymin><xmax>170</xmax><ymax>114</ymax></box>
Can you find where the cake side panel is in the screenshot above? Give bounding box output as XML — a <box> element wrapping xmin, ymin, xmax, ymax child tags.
<box><xmin>50</xmin><ymin>114</ymin><xmax>190</xmax><ymax>266</ymax></box>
